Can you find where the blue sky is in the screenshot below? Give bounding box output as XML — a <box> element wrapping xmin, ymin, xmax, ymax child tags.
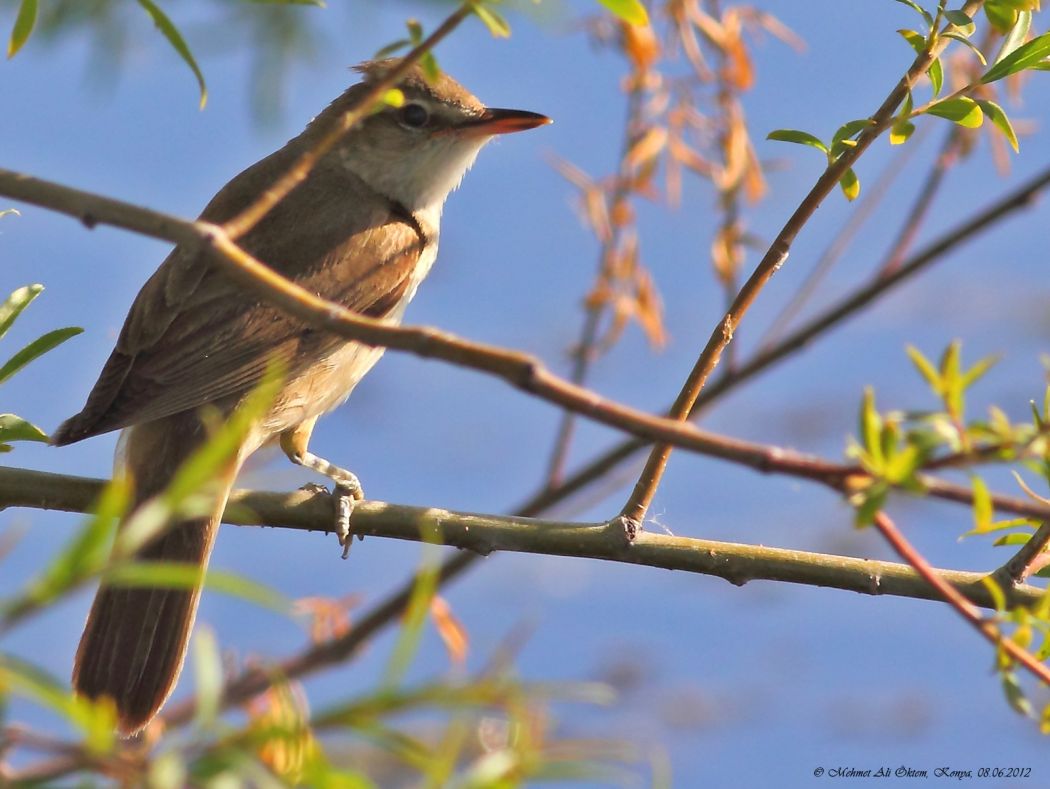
<box><xmin>3</xmin><ymin>0</ymin><xmax>1050</xmax><ymax>784</ymax></box>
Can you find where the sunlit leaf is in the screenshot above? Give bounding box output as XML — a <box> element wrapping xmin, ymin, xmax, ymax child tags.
<box><xmin>193</xmin><ymin>626</ymin><xmax>223</xmax><ymax>729</ymax></box>
<box><xmin>0</xmin><ymin>413</ymin><xmax>47</xmax><ymax>448</ymax></box>
<box><xmin>981</xmin><ymin>32</ymin><xmax>1050</xmax><ymax>84</ymax></box>
<box><xmin>104</xmin><ymin>561</ymin><xmax>289</xmax><ymax>613</ymax></box>
<box><xmin>894</xmin><ymin>0</ymin><xmax>934</xmax><ymax>29</ymax></box>
<box><xmin>767</xmin><ymin>128</ymin><xmax>829</xmax><ymax>154</ymax></box>
<box><xmin>136</xmin><ymin>0</ymin><xmax>208</xmax><ymax>109</ymax></box>
<box><xmin>943</xmin><ymin>31</ymin><xmax>987</xmax><ymax>64</ymax></box>
<box><xmin>6</xmin><ymin>0</ymin><xmax>36</xmax><ymax>59</ymax></box>
<box><xmin>0</xmin><ymin>326</ymin><xmax>82</xmax><ymax>384</ymax></box>
<box><xmin>993</xmin><ymin>10</ymin><xmax>1032</xmax><ymax>64</ymax></box>
<box><xmin>471</xmin><ymin>3</ymin><xmax>511</xmax><ymax>38</ymax></box>
<box><xmin>925</xmin><ymin>97</ymin><xmax>983</xmax><ymax>128</ymax></box>
<box><xmin>0</xmin><ymin>284</ymin><xmax>43</xmax><ymax>341</ymax></box>
<box><xmin>976</xmin><ymin>99</ymin><xmax>1019</xmax><ymax>152</ymax></box>
<box><xmin>890</xmin><ymin>119</ymin><xmax>916</xmax><ymax>145</ymax></box>
<box><xmin>944</xmin><ymin>10</ymin><xmax>975</xmax><ymax>35</ymax></box>
<box><xmin>839</xmin><ymin>167</ymin><xmax>860</xmax><ymax>201</ymax></box>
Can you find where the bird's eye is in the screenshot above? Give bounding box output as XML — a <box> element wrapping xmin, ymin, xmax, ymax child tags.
<box><xmin>399</xmin><ymin>103</ymin><xmax>429</xmax><ymax>128</ymax></box>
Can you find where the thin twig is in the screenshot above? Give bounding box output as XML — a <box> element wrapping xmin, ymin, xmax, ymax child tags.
<box><xmin>759</xmin><ymin>121</ymin><xmax>929</xmax><ymax>346</ymax></box>
<box><xmin>545</xmin><ymin>76</ymin><xmax>648</xmax><ymax>487</ymax></box>
<box><xmin>872</xmin><ymin>511</ymin><xmax>1050</xmax><ymax>685</ymax></box>
<box><xmin>618</xmin><ymin>4</ymin><xmax>985</xmax><ymax>526</ymax></box>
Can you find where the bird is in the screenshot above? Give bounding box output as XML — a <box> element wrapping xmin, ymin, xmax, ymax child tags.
<box><xmin>51</xmin><ymin>59</ymin><xmax>551</xmax><ymax>735</ymax></box>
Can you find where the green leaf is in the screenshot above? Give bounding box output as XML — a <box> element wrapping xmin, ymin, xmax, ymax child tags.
<box><xmin>192</xmin><ymin>626</ymin><xmax>223</xmax><ymax>729</ymax></box>
<box><xmin>897</xmin><ymin>28</ymin><xmax>926</xmax><ymax>53</ymax></box>
<box><xmin>907</xmin><ymin>345</ymin><xmax>940</xmax><ymax>390</ymax></box>
<box><xmin>374</xmin><ymin>38</ymin><xmax>410</xmax><ymax>59</ymax></box>
<box><xmin>943</xmin><ymin>31</ymin><xmax>987</xmax><ymax>64</ymax></box>
<box><xmin>944</xmin><ymin>10</ymin><xmax>975</xmax><ymax>35</ymax></box>
<box><xmin>975</xmin><ymin>99</ymin><xmax>1019</xmax><ymax>152</ymax></box>
<box><xmin>0</xmin><ymin>284</ymin><xmax>43</xmax><ymax>341</ymax></box>
<box><xmin>981</xmin><ymin>575</ymin><xmax>1007</xmax><ymax>612</ymax></box>
<box><xmin>854</xmin><ymin>483</ymin><xmax>888</xmax><ymax>527</ymax></box>
<box><xmin>471</xmin><ymin>3</ymin><xmax>511</xmax><ymax>38</ymax></box>
<box><xmin>890</xmin><ymin>119</ymin><xmax>916</xmax><ymax>145</ymax></box>
<box><xmin>0</xmin><ymin>326</ymin><xmax>82</xmax><ymax>385</ymax></box>
<box><xmin>894</xmin><ymin>0</ymin><xmax>934</xmax><ymax>29</ymax></box>
<box><xmin>994</xmin><ymin>10</ymin><xmax>1032</xmax><ymax>64</ymax></box>
<box><xmin>981</xmin><ymin>32</ymin><xmax>1050</xmax><ymax>84</ymax></box>
<box><xmin>925</xmin><ymin>96</ymin><xmax>984</xmax><ymax>128</ymax></box>
<box><xmin>104</xmin><ymin>561</ymin><xmax>289</xmax><ymax>613</ymax></box>
<box><xmin>985</xmin><ymin>3</ymin><xmax>1019</xmax><ymax>34</ymax></box>
<box><xmin>839</xmin><ymin>167</ymin><xmax>860</xmax><ymax>201</ymax></box>
<box><xmin>384</xmin><ymin>539</ymin><xmax>442</xmax><ymax>689</ymax></box>
<box><xmin>961</xmin><ymin>352</ymin><xmax>1001</xmax><ymax>389</ymax></box>
<box><xmin>927</xmin><ymin>57</ymin><xmax>943</xmax><ymax>96</ymax></box>
<box><xmin>136</xmin><ymin>0</ymin><xmax>208</xmax><ymax>109</ymax></box>
<box><xmin>6</xmin><ymin>0</ymin><xmax>36</xmax><ymax>59</ymax></box>
<box><xmin>766</xmin><ymin>129</ymin><xmax>829</xmax><ymax>154</ymax></box>
<box><xmin>972</xmin><ymin>476</ymin><xmax>993</xmax><ymax>532</ymax></box>
<box><xmin>0</xmin><ymin>413</ymin><xmax>47</xmax><ymax>447</ymax></box>
<box><xmin>859</xmin><ymin>387</ymin><xmax>884</xmax><ymax>469</ymax></box>
<box><xmin>595</xmin><ymin>0</ymin><xmax>649</xmax><ymax>26</ymax></box>
<box><xmin>992</xmin><ymin>532</ymin><xmax>1034</xmax><ymax>546</ymax></box>
<box><xmin>1001</xmin><ymin>671</ymin><xmax>1034</xmax><ymax>717</ymax></box>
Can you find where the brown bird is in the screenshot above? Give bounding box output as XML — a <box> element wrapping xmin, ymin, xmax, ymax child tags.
<box><xmin>52</xmin><ymin>60</ymin><xmax>550</xmax><ymax>734</ymax></box>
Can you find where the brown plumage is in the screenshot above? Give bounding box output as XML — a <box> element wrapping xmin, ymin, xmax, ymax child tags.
<box><xmin>53</xmin><ymin>60</ymin><xmax>550</xmax><ymax>734</ymax></box>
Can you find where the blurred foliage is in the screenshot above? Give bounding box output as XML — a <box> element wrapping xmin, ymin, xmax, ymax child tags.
<box><xmin>0</xmin><ymin>283</ymin><xmax>81</xmax><ymax>453</ymax></box>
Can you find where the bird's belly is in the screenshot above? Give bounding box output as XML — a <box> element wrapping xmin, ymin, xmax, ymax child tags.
<box><xmin>259</xmin><ymin>241</ymin><xmax>436</xmax><ymax>437</ymax></box>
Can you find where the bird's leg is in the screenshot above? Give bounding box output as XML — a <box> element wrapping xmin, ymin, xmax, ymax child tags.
<box><xmin>280</xmin><ymin>417</ymin><xmax>362</xmax><ymax>558</ymax></box>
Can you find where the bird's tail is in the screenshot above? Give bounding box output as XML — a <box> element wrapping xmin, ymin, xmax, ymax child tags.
<box><xmin>73</xmin><ymin>412</ymin><xmax>243</xmax><ymax>735</ymax></box>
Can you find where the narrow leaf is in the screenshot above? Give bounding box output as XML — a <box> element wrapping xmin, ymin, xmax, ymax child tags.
<box><xmin>975</xmin><ymin>99</ymin><xmax>1019</xmax><ymax>152</ymax></box>
<box><xmin>944</xmin><ymin>10</ymin><xmax>975</xmax><ymax>35</ymax></box>
<box><xmin>767</xmin><ymin>129</ymin><xmax>829</xmax><ymax>156</ymax></box>
<box><xmin>943</xmin><ymin>32</ymin><xmax>987</xmax><ymax>64</ymax></box>
<box><xmin>0</xmin><ymin>413</ymin><xmax>47</xmax><ymax>445</ymax></box>
<box><xmin>994</xmin><ymin>10</ymin><xmax>1032</xmax><ymax>64</ymax></box>
<box><xmin>7</xmin><ymin>0</ymin><xmax>36</xmax><ymax>59</ymax></box>
<box><xmin>0</xmin><ymin>284</ymin><xmax>43</xmax><ymax>341</ymax></box>
<box><xmin>894</xmin><ymin>0</ymin><xmax>934</xmax><ymax>29</ymax></box>
<box><xmin>925</xmin><ymin>97</ymin><xmax>983</xmax><ymax>128</ymax></box>
<box><xmin>472</xmin><ymin>4</ymin><xmax>511</xmax><ymax>38</ymax></box>
<box><xmin>927</xmin><ymin>57</ymin><xmax>943</xmax><ymax>96</ymax></box>
<box><xmin>981</xmin><ymin>32</ymin><xmax>1050</xmax><ymax>84</ymax></box>
<box><xmin>136</xmin><ymin>0</ymin><xmax>208</xmax><ymax>109</ymax></box>
<box><xmin>0</xmin><ymin>326</ymin><xmax>82</xmax><ymax>384</ymax></box>
<box><xmin>839</xmin><ymin>167</ymin><xmax>860</xmax><ymax>201</ymax></box>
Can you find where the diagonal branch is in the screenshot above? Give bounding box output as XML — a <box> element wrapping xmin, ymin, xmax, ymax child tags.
<box><xmin>618</xmin><ymin>2</ymin><xmax>986</xmax><ymax>525</ymax></box>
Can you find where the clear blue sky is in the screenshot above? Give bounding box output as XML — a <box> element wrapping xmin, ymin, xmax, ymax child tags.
<box><xmin>3</xmin><ymin>0</ymin><xmax>1050</xmax><ymax>784</ymax></box>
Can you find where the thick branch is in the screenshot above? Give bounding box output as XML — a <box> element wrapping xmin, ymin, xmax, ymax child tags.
<box><xmin>0</xmin><ymin>466</ymin><xmax>1041</xmax><ymax>612</ymax></box>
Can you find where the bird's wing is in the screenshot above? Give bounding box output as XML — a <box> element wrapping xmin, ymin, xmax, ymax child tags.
<box><xmin>53</xmin><ymin>160</ymin><xmax>427</xmax><ymax>445</ymax></box>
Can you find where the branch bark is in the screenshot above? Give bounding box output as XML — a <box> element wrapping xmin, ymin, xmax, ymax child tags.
<box><xmin>1</xmin><ymin>466</ymin><xmax>1041</xmax><ymax>613</ymax></box>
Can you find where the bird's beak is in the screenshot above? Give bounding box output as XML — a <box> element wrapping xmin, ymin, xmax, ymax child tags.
<box><xmin>459</xmin><ymin>108</ymin><xmax>552</xmax><ymax>137</ymax></box>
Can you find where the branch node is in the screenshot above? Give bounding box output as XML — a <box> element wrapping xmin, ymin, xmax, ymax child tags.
<box><xmin>80</xmin><ymin>213</ymin><xmax>97</xmax><ymax>230</ymax></box>
<box><xmin>615</xmin><ymin>515</ymin><xmax>639</xmax><ymax>544</ymax></box>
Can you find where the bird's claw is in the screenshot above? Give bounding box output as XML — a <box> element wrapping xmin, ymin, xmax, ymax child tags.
<box><xmin>333</xmin><ymin>476</ymin><xmax>363</xmax><ymax>559</ymax></box>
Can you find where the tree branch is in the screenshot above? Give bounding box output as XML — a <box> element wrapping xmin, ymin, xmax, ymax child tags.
<box><xmin>618</xmin><ymin>2</ymin><xmax>987</xmax><ymax>525</ymax></box>
<box><xmin>1</xmin><ymin>466</ymin><xmax>1042</xmax><ymax>614</ymax></box>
